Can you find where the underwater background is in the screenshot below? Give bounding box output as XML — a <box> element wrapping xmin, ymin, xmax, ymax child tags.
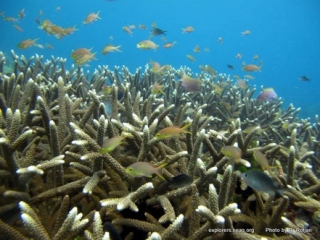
<box><xmin>2</xmin><ymin>1</ymin><xmax>320</xmax><ymax>239</ymax></box>
<box><xmin>1</xmin><ymin>0</ymin><xmax>320</xmax><ymax>120</ymax></box>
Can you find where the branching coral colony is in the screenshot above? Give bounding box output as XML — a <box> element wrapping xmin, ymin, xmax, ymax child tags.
<box><xmin>0</xmin><ymin>51</ymin><xmax>320</xmax><ymax>240</ymax></box>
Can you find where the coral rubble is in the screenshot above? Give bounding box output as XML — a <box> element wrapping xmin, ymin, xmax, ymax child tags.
<box><xmin>0</xmin><ymin>51</ymin><xmax>320</xmax><ymax>239</ymax></box>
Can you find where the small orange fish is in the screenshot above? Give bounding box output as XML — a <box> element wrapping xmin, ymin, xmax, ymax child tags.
<box><xmin>63</xmin><ymin>25</ymin><xmax>78</xmax><ymax>35</ymax></box>
<box><xmin>45</xmin><ymin>43</ymin><xmax>54</xmax><ymax>49</ymax></box>
<box><xmin>180</xmin><ymin>74</ymin><xmax>202</xmax><ymax>92</ymax></box>
<box><xmin>83</xmin><ymin>11</ymin><xmax>101</xmax><ymax>24</ymax></box>
<box><xmin>102</xmin><ymin>44</ymin><xmax>121</xmax><ymax>55</ymax></box>
<box><xmin>139</xmin><ymin>24</ymin><xmax>147</xmax><ymax>30</ymax></box>
<box><xmin>182</xmin><ymin>26</ymin><xmax>194</xmax><ymax>33</ymax></box>
<box><xmin>18</xmin><ymin>38</ymin><xmax>38</xmax><ymax>49</ymax></box>
<box><xmin>75</xmin><ymin>53</ymin><xmax>97</xmax><ymax>65</ymax></box>
<box><xmin>71</xmin><ymin>48</ymin><xmax>93</xmax><ymax>60</ymax></box>
<box><xmin>163</xmin><ymin>41</ymin><xmax>176</xmax><ymax>48</ymax></box>
<box><xmin>155</xmin><ymin>124</ymin><xmax>191</xmax><ymax>139</ymax></box>
<box><xmin>237</xmin><ymin>79</ymin><xmax>248</xmax><ymax>89</ymax></box>
<box><xmin>151</xmin><ymin>82</ymin><xmax>165</xmax><ymax>95</ymax></box>
<box><xmin>242</xmin><ymin>62</ymin><xmax>262</xmax><ymax>72</ymax></box>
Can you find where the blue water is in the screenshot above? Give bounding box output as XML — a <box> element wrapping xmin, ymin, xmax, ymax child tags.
<box><xmin>1</xmin><ymin>0</ymin><xmax>320</xmax><ymax>120</ymax></box>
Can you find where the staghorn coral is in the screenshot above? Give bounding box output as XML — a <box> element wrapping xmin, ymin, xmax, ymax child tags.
<box><xmin>0</xmin><ymin>51</ymin><xmax>320</xmax><ymax>239</ymax></box>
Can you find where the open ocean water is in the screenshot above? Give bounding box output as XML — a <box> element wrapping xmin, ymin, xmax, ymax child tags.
<box><xmin>1</xmin><ymin>0</ymin><xmax>320</xmax><ymax>120</ymax></box>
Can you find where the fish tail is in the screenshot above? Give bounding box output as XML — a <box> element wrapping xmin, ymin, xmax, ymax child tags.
<box><xmin>115</xmin><ymin>46</ymin><xmax>122</xmax><ymax>52</ymax></box>
<box><xmin>181</xmin><ymin>122</ymin><xmax>191</xmax><ymax>133</ymax></box>
<box><xmin>155</xmin><ymin>163</ymin><xmax>168</xmax><ymax>180</ymax></box>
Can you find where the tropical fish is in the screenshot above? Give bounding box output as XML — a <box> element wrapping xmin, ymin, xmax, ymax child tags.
<box><xmin>244</xmin><ymin>74</ymin><xmax>255</xmax><ymax>80</ymax></box>
<box><xmin>100</xmin><ymin>132</ymin><xmax>132</xmax><ymax>154</ymax></box>
<box><xmin>18</xmin><ymin>38</ymin><xmax>38</xmax><ymax>49</ymax></box>
<box><xmin>253</xmin><ymin>150</ymin><xmax>270</xmax><ymax>171</ymax></box>
<box><xmin>139</xmin><ymin>24</ymin><xmax>147</xmax><ymax>30</ymax></box>
<box><xmin>101</xmin><ymin>85</ymin><xmax>113</xmax><ymax>96</ymax></box>
<box><xmin>137</xmin><ymin>40</ymin><xmax>159</xmax><ymax>50</ymax></box>
<box><xmin>257</xmin><ymin>88</ymin><xmax>277</xmax><ymax>102</ymax></box>
<box><xmin>18</xmin><ymin>9</ymin><xmax>26</xmax><ymax>19</ymax></box>
<box><xmin>150</xmin><ymin>27</ymin><xmax>166</xmax><ymax>37</ymax></box>
<box><xmin>122</xmin><ymin>26</ymin><xmax>133</xmax><ymax>35</ymax></box>
<box><xmin>193</xmin><ymin>45</ymin><xmax>200</xmax><ymax>53</ymax></box>
<box><xmin>45</xmin><ymin>43</ymin><xmax>54</xmax><ymax>49</ymax></box>
<box><xmin>200</xmin><ymin>64</ymin><xmax>216</xmax><ymax>77</ymax></box>
<box><xmin>253</xmin><ymin>55</ymin><xmax>259</xmax><ymax>60</ymax></box>
<box><xmin>227</xmin><ymin>64</ymin><xmax>234</xmax><ymax>70</ymax></box>
<box><xmin>186</xmin><ymin>54</ymin><xmax>195</xmax><ymax>62</ymax></box>
<box><xmin>237</xmin><ymin>79</ymin><xmax>248</xmax><ymax>89</ymax></box>
<box><xmin>3</xmin><ymin>16</ymin><xmax>19</xmax><ymax>22</ymax></box>
<box><xmin>151</xmin><ymin>82</ymin><xmax>165</xmax><ymax>95</ymax></box>
<box><xmin>71</xmin><ymin>48</ymin><xmax>93</xmax><ymax>60</ymax></box>
<box><xmin>180</xmin><ymin>74</ymin><xmax>202</xmax><ymax>92</ymax></box>
<box><xmin>242</xmin><ymin>62</ymin><xmax>262</xmax><ymax>72</ymax></box>
<box><xmin>13</xmin><ymin>24</ymin><xmax>23</xmax><ymax>32</ymax></box>
<box><xmin>125</xmin><ymin>162</ymin><xmax>167</xmax><ymax>180</ymax></box>
<box><xmin>299</xmin><ymin>76</ymin><xmax>311</xmax><ymax>81</ymax></box>
<box><xmin>219</xmin><ymin>101</ymin><xmax>231</xmax><ymax>109</ymax></box>
<box><xmin>236</xmin><ymin>53</ymin><xmax>242</xmax><ymax>59</ymax></box>
<box><xmin>155</xmin><ymin>124</ymin><xmax>190</xmax><ymax>140</ymax></box>
<box><xmin>163</xmin><ymin>41</ymin><xmax>176</xmax><ymax>48</ymax></box>
<box><xmin>221</xmin><ymin>146</ymin><xmax>242</xmax><ymax>160</ymax></box>
<box><xmin>83</xmin><ymin>11</ymin><xmax>101</xmax><ymax>24</ymax></box>
<box><xmin>63</xmin><ymin>25</ymin><xmax>78</xmax><ymax>35</ymax></box>
<box><xmin>241</xmin><ymin>30</ymin><xmax>251</xmax><ymax>35</ymax></box>
<box><xmin>218</xmin><ymin>37</ymin><xmax>223</xmax><ymax>44</ymax></box>
<box><xmin>102</xmin><ymin>44</ymin><xmax>121</xmax><ymax>55</ymax></box>
<box><xmin>238</xmin><ymin>169</ymin><xmax>284</xmax><ymax>196</ymax></box>
<box><xmin>75</xmin><ymin>53</ymin><xmax>97</xmax><ymax>65</ymax></box>
<box><xmin>167</xmin><ymin>173</ymin><xmax>192</xmax><ymax>188</ymax></box>
<box><xmin>182</xmin><ymin>26</ymin><xmax>194</xmax><ymax>33</ymax></box>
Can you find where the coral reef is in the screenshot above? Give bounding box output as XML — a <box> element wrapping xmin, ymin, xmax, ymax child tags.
<box><xmin>0</xmin><ymin>51</ymin><xmax>320</xmax><ymax>239</ymax></box>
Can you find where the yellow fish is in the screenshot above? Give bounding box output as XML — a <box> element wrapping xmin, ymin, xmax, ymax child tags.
<box><xmin>155</xmin><ymin>124</ymin><xmax>190</xmax><ymax>139</ymax></box>
<box><xmin>137</xmin><ymin>40</ymin><xmax>159</xmax><ymax>50</ymax></box>
<box><xmin>102</xmin><ymin>44</ymin><xmax>121</xmax><ymax>55</ymax></box>
<box><xmin>126</xmin><ymin>162</ymin><xmax>167</xmax><ymax>180</ymax></box>
<box><xmin>221</xmin><ymin>146</ymin><xmax>242</xmax><ymax>160</ymax></box>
